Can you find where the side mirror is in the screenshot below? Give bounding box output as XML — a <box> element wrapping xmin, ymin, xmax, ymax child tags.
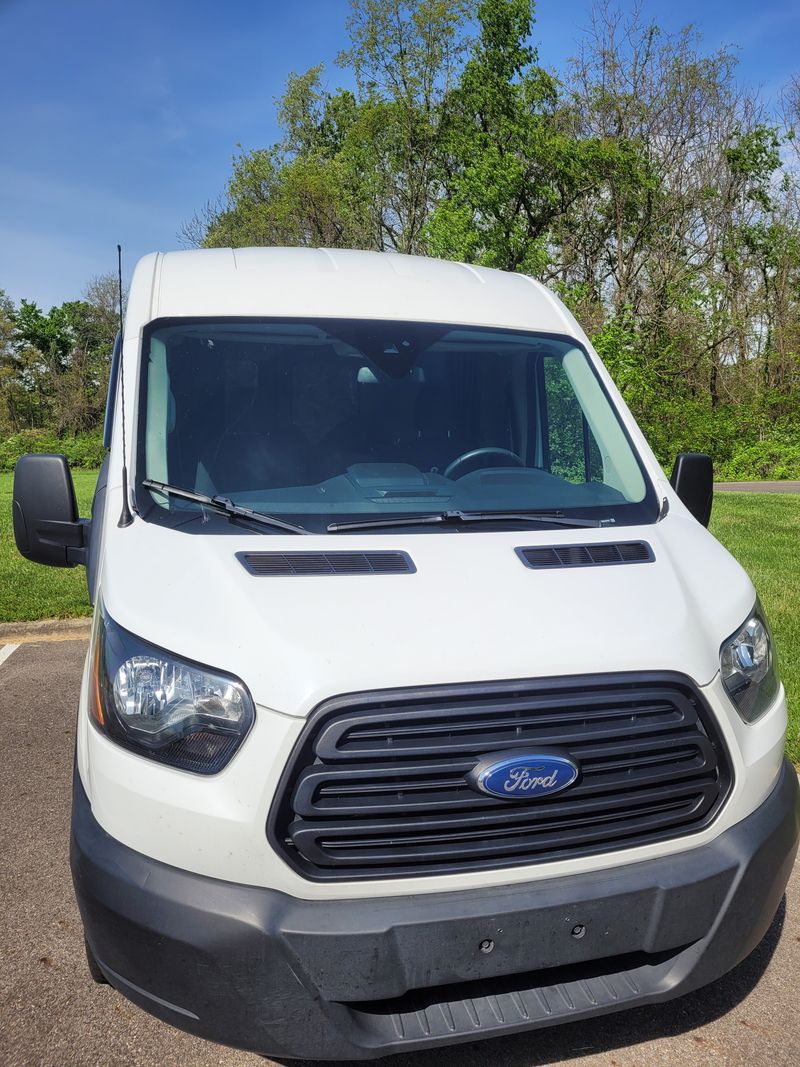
<box><xmin>670</xmin><ymin>452</ymin><xmax>713</xmax><ymax>527</ymax></box>
<box><xmin>12</xmin><ymin>454</ymin><xmax>90</xmax><ymax>567</ymax></box>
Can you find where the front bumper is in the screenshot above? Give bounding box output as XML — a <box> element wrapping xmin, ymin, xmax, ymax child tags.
<box><xmin>71</xmin><ymin>760</ymin><xmax>799</xmax><ymax>1060</ymax></box>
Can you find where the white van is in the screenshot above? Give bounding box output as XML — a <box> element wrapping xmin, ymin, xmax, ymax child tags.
<box><xmin>13</xmin><ymin>248</ymin><xmax>798</xmax><ymax>1060</ymax></box>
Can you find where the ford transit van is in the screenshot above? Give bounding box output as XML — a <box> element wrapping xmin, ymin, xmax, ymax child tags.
<box><xmin>12</xmin><ymin>248</ymin><xmax>799</xmax><ymax>1059</ymax></box>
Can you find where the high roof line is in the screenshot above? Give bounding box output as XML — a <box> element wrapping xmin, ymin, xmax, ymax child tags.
<box><xmin>132</xmin><ymin>247</ymin><xmax>577</xmax><ymax>338</ymax></box>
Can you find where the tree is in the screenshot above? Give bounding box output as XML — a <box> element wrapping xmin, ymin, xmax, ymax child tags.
<box><xmin>425</xmin><ymin>0</ymin><xmax>605</xmax><ymax>273</ymax></box>
<box><xmin>0</xmin><ymin>290</ymin><xmax>20</xmax><ymax>434</ymax></box>
<box><xmin>184</xmin><ymin>0</ymin><xmax>471</xmax><ymax>255</ymax></box>
<box><xmin>178</xmin><ymin>0</ymin><xmax>800</xmax><ymax>477</ymax></box>
<box><xmin>556</xmin><ymin>3</ymin><xmax>795</xmax><ymax>461</ymax></box>
<box><xmin>1</xmin><ymin>275</ymin><xmax>121</xmax><ymax>437</ymax></box>
<box><xmin>338</xmin><ymin>0</ymin><xmax>471</xmax><ymax>252</ymax></box>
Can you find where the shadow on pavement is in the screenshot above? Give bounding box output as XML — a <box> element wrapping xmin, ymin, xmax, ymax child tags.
<box><xmin>287</xmin><ymin>898</ymin><xmax>785</xmax><ymax>1067</ymax></box>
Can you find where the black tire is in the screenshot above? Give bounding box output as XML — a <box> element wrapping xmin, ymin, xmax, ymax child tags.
<box><xmin>84</xmin><ymin>935</ymin><xmax>108</xmax><ymax>984</ymax></box>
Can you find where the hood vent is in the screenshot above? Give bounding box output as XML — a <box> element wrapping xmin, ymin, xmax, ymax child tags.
<box><xmin>516</xmin><ymin>541</ymin><xmax>654</xmax><ymax>570</ymax></box>
<box><xmin>237</xmin><ymin>551</ymin><xmax>415</xmax><ymax>576</ymax></box>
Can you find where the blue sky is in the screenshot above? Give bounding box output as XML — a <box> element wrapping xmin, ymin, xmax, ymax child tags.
<box><xmin>1</xmin><ymin>0</ymin><xmax>798</xmax><ymax>310</ymax></box>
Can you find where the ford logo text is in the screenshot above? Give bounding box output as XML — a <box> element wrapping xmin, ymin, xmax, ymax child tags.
<box><xmin>468</xmin><ymin>750</ymin><xmax>580</xmax><ymax>800</ymax></box>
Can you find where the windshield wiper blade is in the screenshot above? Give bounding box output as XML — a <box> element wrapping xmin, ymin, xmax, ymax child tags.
<box><xmin>143</xmin><ymin>479</ymin><xmax>308</xmax><ymax>535</ymax></box>
<box><xmin>328</xmin><ymin>510</ymin><xmax>604</xmax><ymax>532</ymax></box>
<box><xmin>457</xmin><ymin>510</ymin><xmax>604</xmax><ymax>528</ymax></box>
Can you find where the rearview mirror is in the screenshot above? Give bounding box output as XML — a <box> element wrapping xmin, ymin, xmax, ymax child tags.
<box><xmin>670</xmin><ymin>452</ymin><xmax>713</xmax><ymax>527</ymax></box>
<box><xmin>12</xmin><ymin>454</ymin><xmax>90</xmax><ymax>567</ymax></box>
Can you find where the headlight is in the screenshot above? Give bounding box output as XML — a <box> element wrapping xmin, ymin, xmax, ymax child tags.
<box><xmin>720</xmin><ymin>601</ymin><xmax>780</xmax><ymax>723</ymax></box>
<box><xmin>89</xmin><ymin>609</ymin><xmax>254</xmax><ymax>773</ymax></box>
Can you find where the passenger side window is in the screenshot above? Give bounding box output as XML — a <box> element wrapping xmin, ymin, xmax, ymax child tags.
<box><xmin>543</xmin><ymin>357</ymin><xmax>603</xmax><ymax>483</ymax></box>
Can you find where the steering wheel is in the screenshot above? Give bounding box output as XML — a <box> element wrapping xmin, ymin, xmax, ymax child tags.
<box><xmin>443</xmin><ymin>447</ymin><xmax>525</xmax><ymax>480</ymax></box>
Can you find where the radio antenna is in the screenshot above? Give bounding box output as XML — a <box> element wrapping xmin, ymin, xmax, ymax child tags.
<box><xmin>116</xmin><ymin>244</ymin><xmax>133</xmax><ymax>527</ymax></box>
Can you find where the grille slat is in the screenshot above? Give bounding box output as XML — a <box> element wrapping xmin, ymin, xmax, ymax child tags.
<box><xmin>295</xmin><ymin>793</ymin><xmax>711</xmax><ymax>867</ymax></box>
<box><xmin>292</xmin><ymin>778</ymin><xmax>717</xmax><ymax>841</ymax></box>
<box><xmin>269</xmin><ymin>674</ymin><xmax>731</xmax><ymax>880</ymax></box>
<box><xmin>325</xmin><ymin>717</ymin><xmax>686</xmax><ymax>754</ymax></box>
<box><xmin>292</xmin><ymin>746</ymin><xmax>717</xmax><ymax>818</ymax></box>
<box><xmin>315</xmin><ymin>687</ymin><xmax>691</xmax><ymax>763</ymax></box>
<box><xmin>337</xmin><ymin>700</ymin><xmax>679</xmax><ymax>743</ymax></box>
<box><xmin>318</xmin><ymin>799</ymin><xmax>701</xmax><ymax>856</ymax></box>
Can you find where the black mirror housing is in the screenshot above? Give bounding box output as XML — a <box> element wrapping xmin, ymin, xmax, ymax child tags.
<box><xmin>670</xmin><ymin>452</ymin><xmax>713</xmax><ymax>527</ymax></box>
<box><xmin>12</xmin><ymin>453</ymin><xmax>90</xmax><ymax>567</ymax></box>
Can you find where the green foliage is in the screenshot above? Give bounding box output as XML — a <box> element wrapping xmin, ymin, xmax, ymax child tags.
<box><xmin>424</xmin><ymin>0</ymin><xmax>596</xmax><ymax>272</ymax></box>
<box><xmin>0</xmin><ymin>429</ymin><xmax>105</xmax><ymax>472</ymax></box>
<box><xmin>198</xmin><ymin>0</ymin><xmax>472</xmax><ymax>255</ymax></box>
<box><xmin>0</xmin><ymin>276</ymin><xmax>118</xmax><ymax>475</ymax></box>
<box><xmin>0</xmin><ymin>279</ymin><xmax>118</xmax><ymax>440</ymax></box>
<box><xmin>718</xmin><ymin>438</ymin><xmax>800</xmax><ymax>481</ymax></box>
<box><xmin>726</xmin><ymin>125</ymin><xmax>782</xmax><ymax>209</ymax></box>
<box><xmin>57</xmin><ymin>431</ymin><xmax>107</xmax><ymax>469</ymax></box>
<box><xmin>339</xmin><ymin>0</ymin><xmax>471</xmax><ymax>95</ymax></box>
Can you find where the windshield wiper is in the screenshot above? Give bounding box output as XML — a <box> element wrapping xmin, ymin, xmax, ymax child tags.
<box><xmin>143</xmin><ymin>479</ymin><xmax>308</xmax><ymax>535</ymax></box>
<box><xmin>328</xmin><ymin>510</ymin><xmax>604</xmax><ymax>532</ymax></box>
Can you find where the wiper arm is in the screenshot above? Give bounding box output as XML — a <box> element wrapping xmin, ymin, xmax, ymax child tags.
<box><xmin>328</xmin><ymin>510</ymin><xmax>604</xmax><ymax>532</ymax></box>
<box><xmin>143</xmin><ymin>479</ymin><xmax>308</xmax><ymax>535</ymax></box>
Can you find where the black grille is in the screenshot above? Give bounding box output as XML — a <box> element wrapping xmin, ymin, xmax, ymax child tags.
<box><xmin>269</xmin><ymin>674</ymin><xmax>731</xmax><ymax>880</ymax></box>
<box><xmin>237</xmin><ymin>551</ymin><xmax>415</xmax><ymax>576</ymax></box>
<box><xmin>516</xmin><ymin>541</ymin><xmax>654</xmax><ymax>569</ymax></box>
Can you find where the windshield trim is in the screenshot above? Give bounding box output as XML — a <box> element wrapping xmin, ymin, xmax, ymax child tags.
<box><xmin>133</xmin><ymin>316</ymin><xmax>659</xmax><ymax>535</ymax></box>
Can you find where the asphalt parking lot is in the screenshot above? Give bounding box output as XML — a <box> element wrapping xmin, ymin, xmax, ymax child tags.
<box><xmin>1</xmin><ymin>633</ymin><xmax>799</xmax><ymax>1067</ymax></box>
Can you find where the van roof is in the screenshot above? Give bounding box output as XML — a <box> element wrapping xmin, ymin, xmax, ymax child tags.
<box><xmin>133</xmin><ymin>247</ymin><xmax>576</xmax><ymax>336</ymax></box>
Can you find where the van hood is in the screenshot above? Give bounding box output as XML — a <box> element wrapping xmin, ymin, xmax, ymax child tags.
<box><xmin>101</xmin><ymin>513</ymin><xmax>754</xmax><ymax>717</ymax></box>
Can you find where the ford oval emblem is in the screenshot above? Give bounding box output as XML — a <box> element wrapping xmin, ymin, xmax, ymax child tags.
<box><xmin>468</xmin><ymin>749</ymin><xmax>579</xmax><ymax>800</ymax></box>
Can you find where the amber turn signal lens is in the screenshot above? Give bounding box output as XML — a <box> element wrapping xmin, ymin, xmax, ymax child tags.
<box><xmin>88</xmin><ymin>624</ymin><xmax>105</xmax><ymax>728</ymax></box>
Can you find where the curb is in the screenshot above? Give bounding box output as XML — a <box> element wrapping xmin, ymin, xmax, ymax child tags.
<box><xmin>0</xmin><ymin>616</ymin><xmax>92</xmax><ymax>644</ymax></box>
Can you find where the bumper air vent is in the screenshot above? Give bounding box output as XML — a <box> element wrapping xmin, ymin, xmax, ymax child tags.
<box><xmin>269</xmin><ymin>673</ymin><xmax>732</xmax><ymax>881</ymax></box>
<box><xmin>516</xmin><ymin>541</ymin><xmax>653</xmax><ymax>569</ymax></box>
<box><xmin>237</xmin><ymin>551</ymin><xmax>415</xmax><ymax>576</ymax></box>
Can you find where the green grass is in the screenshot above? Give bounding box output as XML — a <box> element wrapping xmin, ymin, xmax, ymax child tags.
<box><xmin>710</xmin><ymin>493</ymin><xmax>800</xmax><ymax>764</ymax></box>
<box><xmin>0</xmin><ymin>468</ymin><xmax>98</xmax><ymax>623</ymax></box>
<box><xmin>1</xmin><ymin>472</ymin><xmax>798</xmax><ymax>758</ymax></box>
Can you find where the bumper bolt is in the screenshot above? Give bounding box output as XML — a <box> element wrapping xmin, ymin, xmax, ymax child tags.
<box><xmin>571</xmin><ymin>924</ymin><xmax>586</xmax><ymax>939</ymax></box>
<box><xmin>479</xmin><ymin>938</ymin><xmax>495</xmax><ymax>953</ymax></box>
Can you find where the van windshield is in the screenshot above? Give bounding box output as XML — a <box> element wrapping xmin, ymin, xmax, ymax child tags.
<box><xmin>137</xmin><ymin>319</ymin><xmax>656</xmax><ymax>532</ymax></box>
